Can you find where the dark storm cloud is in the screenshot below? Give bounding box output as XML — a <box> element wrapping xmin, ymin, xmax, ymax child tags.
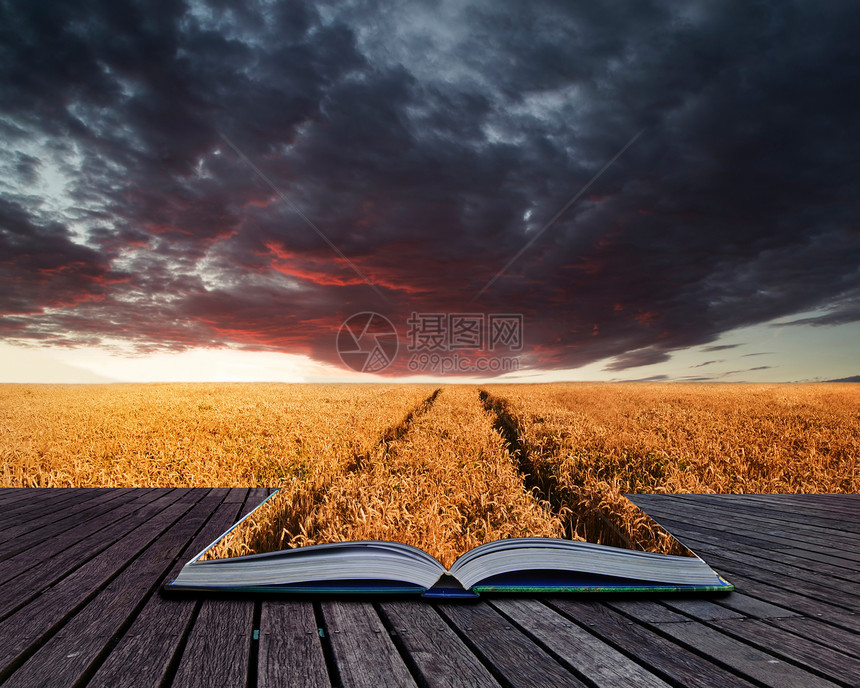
<box><xmin>774</xmin><ymin>292</ymin><xmax>860</xmax><ymax>327</ymax></box>
<box><xmin>612</xmin><ymin>374</ymin><xmax>670</xmax><ymax>383</ymax></box>
<box><xmin>2</xmin><ymin>0</ymin><xmax>860</xmax><ymax>375</ymax></box>
<box><xmin>674</xmin><ymin>363</ymin><xmax>775</xmax><ymax>382</ymax></box>
<box><xmin>604</xmin><ymin>347</ymin><xmax>671</xmax><ymax>372</ymax></box>
<box><xmin>12</xmin><ymin>152</ymin><xmax>41</xmax><ymax>186</ymax></box>
<box><xmin>0</xmin><ymin>198</ymin><xmax>122</xmax><ymax>317</ymax></box>
<box><xmin>720</xmin><ymin>366</ymin><xmax>775</xmax><ymax>378</ymax></box>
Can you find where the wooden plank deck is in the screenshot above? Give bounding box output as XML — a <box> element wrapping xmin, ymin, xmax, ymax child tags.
<box><xmin>0</xmin><ymin>491</ymin><xmax>856</xmax><ymax>687</ymax></box>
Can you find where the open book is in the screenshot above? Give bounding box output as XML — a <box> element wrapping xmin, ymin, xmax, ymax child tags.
<box><xmin>165</xmin><ymin>492</ymin><xmax>733</xmax><ymax>597</ymax></box>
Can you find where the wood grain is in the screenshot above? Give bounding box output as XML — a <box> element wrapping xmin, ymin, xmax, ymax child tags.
<box><xmin>258</xmin><ymin>601</ymin><xmax>329</xmax><ymax>688</ymax></box>
<box><xmin>322</xmin><ymin>600</ymin><xmax>417</xmax><ymax>688</ymax></box>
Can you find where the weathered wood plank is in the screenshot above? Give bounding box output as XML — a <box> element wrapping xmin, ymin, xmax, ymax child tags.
<box><xmin>606</xmin><ymin>597</ymin><xmax>741</xmax><ymax>625</ymax></box>
<box><xmin>638</xmin><ymin>509</ymin><xmax>860</xmax><ymax>567</ymax></box>
<box><xmin>645</xmin><ymin>519</ymin><xmax>785</xmax><ymax>554</ymax></box>
<box><xmin>546</xmin><ymin>599</ymin><xmax>758</xmax><ymax>688</ymax></box>
<box><xmin>0</xmin><ymin>489</ymin><xmax>183</xmax><ymax>620</ymax></box>
<box><xmin>0</xmin><ymin>487</ymin><xmax>94</xmax><ymax>513</ymax></box>
<box><xmin>0</xmin><ymin>489</ymin><xmax>200</xmax><ymax>678</ymax></box>
<box><xmin>601</xmin><ymin>599</ymin><xmax>689</xmax><ymax>624</ymax></box>
<box><xmin>632</xmin><ymin>616</ymin><xmax>840</xmax><ymax>687</ymax></box>
<box><xmin>0</xmin><ymin>489</ymin><xmax>141</xmax><ymax>564</ymax></box>
<box><xmin>0</xmin><ymin>488</ymin><xmax>159</xmax><ymax>588</ymax></box>
<box><xmin>322</xmin><ymin>600</ymin><xmax>418</xmax><ymax>688</ymax></box>
<box><xmin>631</xmin><ymin>500</ymin><xmax>860</xmax><ymax>564</ymax></box>
<box><xmin>813</xmin><ymin>612</ymin><xmax>860</xmax><ymax>635</ymax></box>
<box><xmin>710</xmin><ymin>617</ymin><xmax>860</xmax><ymax>686</ymax></box>
<box><xmin>171</xmin><ymin>599</ymin><xmax>256</xmax><ymax>688</ymax></box>
<box><xmin>649</xmin><ymin>496</ymin><xmax>860</xmax><ymax>549</ymax></box>
<box><xmin>437</xmin><ymin>601</ymin><xmax>586</xmax><ymax>687</ymax></box>
<box><xmin>635</xmin><ymin>496</ymin><xmax>848</xmax><ymax>542</ymax></box>
<box><xmin>696</xmin><ymin>551</ymin><xmax>860</xmax><ymax>613</ymax></box>
<box><xmin>675</xmin><ymin>530</ymin><xmax>859</xmax><ymax>578</ymax></box>
<box><xmin>766</xmin><ymin>616</ymin><xmax>860</xmax><ymax>658</ymax></box>
<box><xmin>700</xmin><ymin>567</ymin><xmax>860</xmax><ymax>630</ymax></box>
<box><xmin>170</xmin><ymin>488</ymin><xmax>262</xmax><ymax>688</ymax></box>
<box><xmin>708</xmin><ymin>591</ymin><xmax>800</xmax><ymax>620</ymax></box>
<box><xmin>257</xmin><ymin>601</ymin><xmax>329</xmax><ymax>688</ymax></box>
<box><xmin>652</xmin><ymin>598</ymin><xmax>745</xmax><ymax>622</ymax></box>
<box><xmin>632</xmin><ymin>496</ymin><xmax>860</xmax><ymax>628</ymax></box>
<box><xmin>243</xmin><ymin>487</ymin><xmax>271</xmax><ymax>515</ymax></box>
<box><xmin>86</xmin><ymin>489</ymin><xmax>240</xmax><ymax>688</ymax></box>
<box><xmin>695</xmin><ymin>546</ymin><xmax>860</xmax><ymax>598</ymax></box>
<box><xmin>379</xmin><ymin>600</ymin><xmax>502</xmax><ymax>688</ymax></box>
<box><xmin>492</xmin><ymin>598</ymin><xmax>671</xmax><ymax>687</ymax></box>
<box><xmin>663</xmin><ymin>492</ymin><xmax>860</xmax><ymax>517</ymax></box>
<box><xmin>682</xmin><ymin>534</ymin><xmax>859</xmax><ymax>581</ymax></box>
<box><xmin>631</xmin><ymin>493</ymin><xmax>860</xmax><ymax>514</ymax></box>
<box><xmin>0</xmin><ymin>488</ymin><xmax>135</xmax><ymax>551</ymax></box>
<box><xmin>223</xmin><ymin>489</ymin><xmax>251</xmax><ymax>503</ymax></box>
<box><xmin>741</xmin><ymin>545</ymin><xmax>858</xmax><ymax>581</ymax></box>
<box><xmin>0</xmin><ymin>488</ymin><xmax>103</xmax><ymax>532</ymax></box>
<box><xmin>668</xmin><ymin>494</ymin><xmax>860</xmax><ymax>532</ymax></box>
<box><xmin>645</xmin><ymin>512</ymin><xmax>790</xmax><ymax>552</ymax></box>
<box><xmin>1</xmin><ymin>489</ymin><xmax>218</xmax><ymax>687</ymax></box>
<box><xmin>721</xmin><ymin>493</ymin><xmax>860</xmax><ymax>520</ymax></box>
<box><xmin>0</xmin><ymin>488</ymin><xmax>59</xmax><ymax>508</ymax></box>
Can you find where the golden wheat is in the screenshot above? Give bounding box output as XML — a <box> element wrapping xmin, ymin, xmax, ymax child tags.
<box><xmin>205</xmin><ymin>386</ymin><xmax>565</xmax><ymax>567</ymax></box>
<box><xmin>486</xmin><ymin>382</ymin><xmax>859</xmax><ymax>494</ymax></box>
<box><xmin>0</xmin><ymin>383</ymin><xmax>435</xmax><ymax>487</ymax></box>
<box><xmin>480</xmin><ymin>383</ymin><xmax>860</xmax><ymax>552</ymax></box>
<box><xmin>3</xmin><ymin>382</ymin><xmax>855</xmax><ymax>560</ymax></box>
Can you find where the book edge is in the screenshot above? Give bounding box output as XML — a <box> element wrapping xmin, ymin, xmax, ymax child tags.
<box><xmin>186</xmin><ymin>488</ymin><xmax>282</xmax><ymax>565</ymax></box>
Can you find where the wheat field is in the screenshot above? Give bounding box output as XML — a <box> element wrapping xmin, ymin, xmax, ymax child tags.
<box><xmin>480</xmin><ymin>382</ymin><xmax>859</xmax><ymax>551</ymax></box>
<box><xmin>205</xmin><ymin>386</ymin><xmax>564</xmax><ymax>567</ymax></box>
<box><xmin>0</xmin><ymin>383</ymin><xmax>435</xmax><ymax>487</ymax></box>
<box><xmin>2</xmin><ymin>382</ymin><xmax>857</xmax><ymax>562</ymax></box>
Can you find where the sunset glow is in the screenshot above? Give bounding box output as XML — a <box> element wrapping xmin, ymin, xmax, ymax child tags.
<box><xmin>2</xmin><ymin>1</ymin><xmax>858</xmax><ymax>382</ymax></box>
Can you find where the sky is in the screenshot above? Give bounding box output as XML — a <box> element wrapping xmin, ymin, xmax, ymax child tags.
<box><xmin>1</xmin><ymin>0</ymin><xmax>859</xmax><ymax>383</ymax></box>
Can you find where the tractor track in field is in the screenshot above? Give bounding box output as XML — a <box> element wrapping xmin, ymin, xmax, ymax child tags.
<box><xmin>478</xmin><ymin>389</ymin><xmax>576</xmax><ymax>536</ymax></box>
<box><xmin>347</xmin><ymin>388</ymin><xmax>441</xmax><ymax>472</ymax></box>
<box><xmin>480</xmin><ymin>389</ymin><xmax>648</xmax><ymax>549</ymax></box>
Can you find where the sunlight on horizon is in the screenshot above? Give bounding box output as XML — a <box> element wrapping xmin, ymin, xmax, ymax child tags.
<box><xmin>2</xmin><ymin>311</ymin><xmax>858</xmax><ymax>385</ymax></box>
<box><xmin>0</xmin><ymin>343</ymin><xmax>349</xmax><ymax>384</ymax></box>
